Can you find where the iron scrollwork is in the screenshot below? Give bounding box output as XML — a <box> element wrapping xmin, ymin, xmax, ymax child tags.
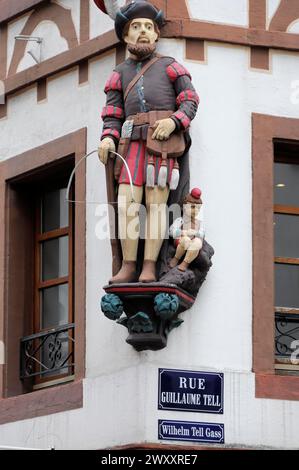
<box><xmin>275</xmin><ymin>313</ymin><xmax>299</xmax><ymax>359</ymax></box>
<box><xmin>20</xmin><ymin>323</ymin><xmax>75</xmax><ymax>380</ymax></box>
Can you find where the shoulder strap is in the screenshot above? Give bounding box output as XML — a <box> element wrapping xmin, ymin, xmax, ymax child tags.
<box><xmin>124</xmin><ymin>54</ymin><xmax>163</xmax><ymax>102</ymax></box>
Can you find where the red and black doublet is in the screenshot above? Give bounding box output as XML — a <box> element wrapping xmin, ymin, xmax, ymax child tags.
<box><xmin>101</xmin><ymin>54</ymin><xmax>199</xmax><ymax>186</ymax></box>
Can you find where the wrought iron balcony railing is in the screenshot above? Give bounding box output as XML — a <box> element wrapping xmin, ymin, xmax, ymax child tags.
<box><xmin>20</xmin><ymin>323</ymin><xmax>75</xmax><ymax>380</ymax></box>
<box><xmin>275</xmin><ymin>311</ymin><xmax>299</xmax><ymax>362</ymax></box>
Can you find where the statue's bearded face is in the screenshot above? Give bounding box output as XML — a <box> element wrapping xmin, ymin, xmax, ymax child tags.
<box><xmin>124</xmin><ymin>18</ymin><xmax>158</xmax><ymax>46</ymax></box>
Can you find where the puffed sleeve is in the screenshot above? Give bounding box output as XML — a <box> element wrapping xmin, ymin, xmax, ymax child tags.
<box><xmin>101</xmin><ymin>71</ymin><xmax>124</xmax><ymax>144</ymax></box>
<box><xmin>166</xmin><ymin>61</ymin><xmax>199</xmax><ymax>131</ymax></box>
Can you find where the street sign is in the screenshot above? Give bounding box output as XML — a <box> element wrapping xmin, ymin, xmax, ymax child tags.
<box><xmin>158</xmin><ymin>419</ymin><xmax>225</xmax><ymax>444</ymax></box>
<box><xmin>158</xmin><ymin>368</ymin><xmax>224</xmax><ymax>414</ymax></box>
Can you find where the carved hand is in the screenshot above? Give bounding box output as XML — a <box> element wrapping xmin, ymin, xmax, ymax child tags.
<box><xmin>98</xmin><ymin>137</ymin><xmax>116</xmax><ymax>165</ymax></box>
<box><xmin>151</xmin><ymin>118</ymin><xmax>176</xmax><ymax>141</ymax></box>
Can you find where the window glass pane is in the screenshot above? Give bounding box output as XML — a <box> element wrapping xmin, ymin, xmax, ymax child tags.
<box><xmin>41</xmin><ymin>188</ymin><xmax>68</xmax><ymax>232</ymax></box>
<box><xmin>275</xmin><ymin>264</ymin><xmax>299</xmax><ymax>308</ymax></box>
<box><xmin>41</xmin><ymin>236</ymin><xmax>68</xmax><ymax>281</ymax></box>
<box><xmin>41</xmin><ymin>284</ymin><xmax>68</xmax><ymax>329</ymax></box>
<box><xmin>274</xmin><ymin>162</ymin><xmax>299</xmax><ymax>206</ymax></box>
<box><xmin>274</xmin><ymin>214</ymin><xmax>299</xmax><ymax>259</ymax></box>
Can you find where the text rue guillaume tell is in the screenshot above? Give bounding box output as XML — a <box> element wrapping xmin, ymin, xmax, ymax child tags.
<box><xmin>161</xmin><ymin>377</ymin><xmax>221</xmax><ymax>407</ymax></box>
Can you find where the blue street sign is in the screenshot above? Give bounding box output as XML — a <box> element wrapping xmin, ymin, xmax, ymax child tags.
<box><xmin>158</xmin><ymin>420</ymin><xmax>225</xmax><ymax>444</ymax></box>
<box><xmin>158</xmin><ymin>368</ymin><xmax>224</xmax><ymax>414</ymax></box>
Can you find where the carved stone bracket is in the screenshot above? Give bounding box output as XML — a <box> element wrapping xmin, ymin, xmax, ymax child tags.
<box><xmin>101</xmin><ymin>283</ymin><xmax>195</xmax><ymax>351</ymax></box>
<box><xmin>100</xmin><ymin>237</ymin><xmax>214</xmax><ymax>351</ymax></box>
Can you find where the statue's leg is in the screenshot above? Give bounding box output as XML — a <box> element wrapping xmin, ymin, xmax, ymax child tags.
<box><xmin>139</xmin><ymin>185</ymin><xmax>170</xmax><ymax>283</ymax></box>
<box><xmin>170</xmin><ymin>236</ymin><xmax>190</xmax><ymax>268</ymax></box>
<box><xmin>178</xmin><ymin>238</ymin><xmax>203</xmax><ymax>272</ymax></box>
<box><xmin>109</xmin><ymin>183</ymin><xmax>143</xmax><ymax>284</ymax></box>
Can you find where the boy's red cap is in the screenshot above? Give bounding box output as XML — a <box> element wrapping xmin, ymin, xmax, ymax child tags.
<box><xmin>191</xmin><ymin>188</ymin><xmax>202</xmax><ymax>199</ymax></box>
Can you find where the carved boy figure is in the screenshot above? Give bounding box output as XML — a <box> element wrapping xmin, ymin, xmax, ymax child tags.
<box><xmin>169</xmin><ymin>188</ymin><xmax>204</xmax><ymax>272</ymax></box>
<box><xmin>95</xmin><ymin>0</ymin><xmax>199</xmax><ymax>284</ymax></box>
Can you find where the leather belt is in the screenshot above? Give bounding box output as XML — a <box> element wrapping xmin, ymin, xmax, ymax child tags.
<box><xmin>127</xmin><ymin>110</ymin><xmax>174</xmax><ymax>126</ymax></box>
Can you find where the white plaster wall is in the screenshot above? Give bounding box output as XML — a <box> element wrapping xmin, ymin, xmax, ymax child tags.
<box><xmin>187</xmin><ymin>0</ymin><xmax>248</xmax><ymax>26</ymax></box>
<box><xmin>0</xmin><ymin>34</ymin><xmax>299</xmax><ymax>448</ymax></box>
<box><xmin>186</xmin><ymin>0</ymin><xmax>299</xmax><ymax>33</ymax></box>
<box><xmin>288</xmin><ymin>21</ymin><xmax>299</xmax><ymax>34</ymax></box>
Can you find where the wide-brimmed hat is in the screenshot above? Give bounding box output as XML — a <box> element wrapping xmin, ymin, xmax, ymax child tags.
<box><xmin>94</xmin><ymin>1</ymin><xmax>165</xmax><ymax>41</ymax></box>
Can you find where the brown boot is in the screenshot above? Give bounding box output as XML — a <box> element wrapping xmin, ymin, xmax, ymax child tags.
<box><xmin>178</xmin><ymin>260</ymin><xmax>189</xmax><ymax>272</ymax></box>
<box><xmin>109</xmin><ymin>261</ymin><xmax>137</xmax><ymax>284</ymax></box>
<box><xmin>139</xmin><ymin>260</ymin><xmax>157</xmax><ymax>283</ymax></box>
<box><xmin>169</xmin><ymin>257</ymin><xmax>179</xmax><ymax>268</ymax></box>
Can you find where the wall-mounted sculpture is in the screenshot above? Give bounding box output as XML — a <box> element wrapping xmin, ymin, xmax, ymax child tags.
<box><xmin>96</xmin><ymin>0</ymin><xmax>214</xmax><ymax>351</ymax></box>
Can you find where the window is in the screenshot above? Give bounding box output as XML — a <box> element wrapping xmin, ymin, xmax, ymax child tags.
<box><xmin>14</xmin><ymin>171</ymin><xmax>75</xmax><ymax>389</ymax></box>
<box><xmin>20</xmin><ymin>184</ymin><xmax>75</xmax><ymax>387</ymax></box>
<box><xmin>274</xmin><ymin>142</ymin><xmax>299</xmax><ymax>373</ymax></box>
<box><xmin>253</xmin><ymin>114</ymin><xmax>299</xmax><ymax>400</ymax></box>
<box><xmin>0</xmin><ymin>130</ymin><xmax>85</xmax><ymax>423</ymax></box>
